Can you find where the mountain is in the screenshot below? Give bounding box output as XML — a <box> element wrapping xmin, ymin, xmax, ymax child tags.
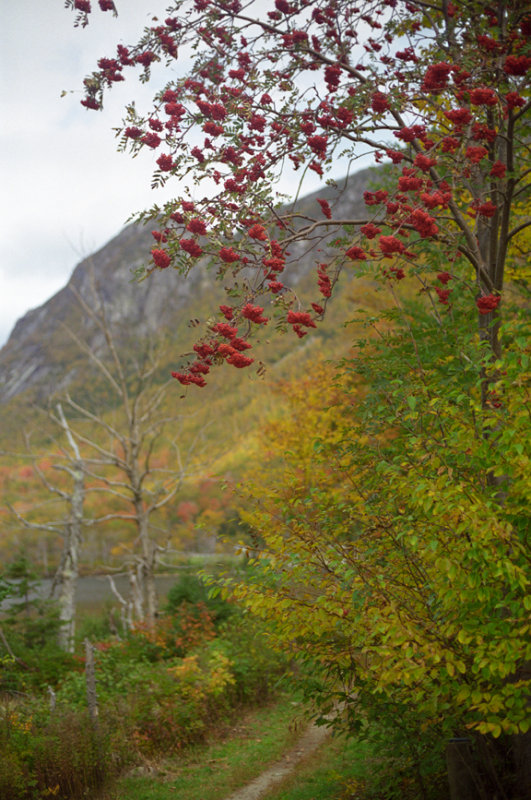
<box><xmin>0</xmin><ymin>224</ymin><xmax>208</xmax><ymax>403</ymax></box>
<box><xmin>0</xmin><ymin>168</ymin><xmax>387</xmax><ymax>570</ymax></box>
<box><xmin>0</xmin><ymin>168</ymin><xmax>373</xmax><ymax>405</ymax></box>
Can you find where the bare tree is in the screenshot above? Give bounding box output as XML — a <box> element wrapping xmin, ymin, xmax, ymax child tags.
<box><xmin>8</xmin><ymin>405</ymin><xmax>86</xmax><ymax>653</ymax></box>
<box><xmin>52</xmin><ymin>403</ymin><xmax>84</xmax><ymax>651</ymax></box>
<box><xmin>59</xmin><ymin>280</ymin><xmax>203</xmax><ymax>626</ymax></box>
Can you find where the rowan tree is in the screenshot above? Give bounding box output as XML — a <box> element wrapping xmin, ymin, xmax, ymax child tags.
<box><xmin>66</xmin><ymin>1</ymin><xmax>530</xmax><ymax>795</ymax></box>
<box><xmin>67</xmin><ymin>0</ymin><xmax>530</xmax><ymax>387</ymax></box>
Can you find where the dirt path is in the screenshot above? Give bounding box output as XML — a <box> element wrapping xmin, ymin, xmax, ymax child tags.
<box><xmin>223</xmin><ymin>721</ymin><xmax>331</xmax><ymax>800</ymax></box>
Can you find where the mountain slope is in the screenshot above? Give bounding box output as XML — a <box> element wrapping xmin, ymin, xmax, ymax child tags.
<box><xmin>0</xmin><ymin>168</ymin><xmax>373</xmax><ymax>405</ymax></box>
<box><xmin>0</xmin><ymin>168</ymin><xmax>388</xmax><ymax>568</ymax></box>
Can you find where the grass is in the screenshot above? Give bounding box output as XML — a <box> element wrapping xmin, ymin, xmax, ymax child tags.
<box><xmin>262</xmin><ymin>734</ymin><xmax>371</xmax><ymax>800</ymax></box>
<box><xmin>113</xmin><ymin>693</ymin><xmax>307</xmax><ymax>800</ymax></box>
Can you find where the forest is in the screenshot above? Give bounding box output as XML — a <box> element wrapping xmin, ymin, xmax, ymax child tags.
<box><xmin>0</xmin><ymin>1</ymin><xmax>529</xmax><ymax>798</ymax></box>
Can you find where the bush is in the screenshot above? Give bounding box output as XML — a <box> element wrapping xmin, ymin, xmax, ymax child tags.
<box><xmin>0</xmin><ymin>694</ymin><xmax>129</xmax><ymax>800</ymax></box>
<box><xmin>165</xmin><ymin>571</ymin><xmax>235</xmax><ymax>626</ymax></box>
<box><xmin>129</xmin><ymin>647</ymin><xmax>236</xmax><ymax>755</ymax></box>
<box><xmin>0</xmin><ymin>745</ymin><xmax>32</xmax><ymax>800</ymax></box>
<box><xmin>215</xmin><ymin>614</ymin><xmax>290</xmax><ymax>703</ymax></box>
<box><xmin>0</xmin><ymin>585</ymin><xmax>291</xmax><ymax>798</ymax></box>
<box><xmin>0</xmin><ymin>553</ymin><xmax>76</xmax><ymax>693</ymax></box>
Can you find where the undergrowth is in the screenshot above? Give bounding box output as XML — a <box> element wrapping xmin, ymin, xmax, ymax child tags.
<box><xmin>0</xmin><ymin>572</ymin><xmax>289</xmax><ymax>800</ymax></box>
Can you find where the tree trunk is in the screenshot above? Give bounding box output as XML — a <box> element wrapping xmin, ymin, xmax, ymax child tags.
<box><xmin>136</xmin><ymin>506</ymin><xmax>157</xmax><ymax>627</ymax></box>
<box><xmin>129</xmin><ymin>567</ymin><xmax>144</xmax><ymax>622</ymax></box>
<box><xmin>144</xmin><ymin>549</ymin><xmax>158</xmax><ymax>628</ymax></box>
<box><xmin>446</xmin><ymin>739</ymin><xmax>481</xmax><ymax>800</ymax></box>
<box><xmin>56</xmin><ymin>404</ymin><xmax>84</xmax><ymax>653</ymax></box>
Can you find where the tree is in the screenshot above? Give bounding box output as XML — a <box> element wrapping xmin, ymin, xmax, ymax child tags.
<box><xmin>68</xmin><ymin>0</ymin><xmax>529</xmax><ymax>387</ymax></box>
<box><xmin>66</xmin><ymin>1</ymin><xmax>530</xmax><ymax>794</ymax></box>
<box><xmin>8</xmin><ymin>404</ymin><xmax>87</xmax><ymax>653</ymax></box>
<box><xmin>36</xmin><ymin>404</ymin><xmax>86</xmax><ymax>653</ymax></box>
<box><xmin>59</xmin><ymin>282</ymin><xmax>204</xmax><ymax>626</ymax></box>
<box><xmin>225</xmin><ymin>308</ymin><xmax>529</xmax><ymax>797</ymax></box>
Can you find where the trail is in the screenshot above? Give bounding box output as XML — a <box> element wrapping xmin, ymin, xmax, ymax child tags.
<box><xmin>223</xmin><ymin>721</ymin><xmax>331</xmax><ymax>800</ymax></box>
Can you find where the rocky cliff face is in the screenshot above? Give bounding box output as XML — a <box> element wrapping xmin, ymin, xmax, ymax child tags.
<box><xmin>0</xmin><ymin>223</ymin><xmax>211</xmax><ymax>403</ymax></box>
<box><xmin>0</xmin><ymin>169</ymin><xmax>373</xmax><ymax>404</ymax></box>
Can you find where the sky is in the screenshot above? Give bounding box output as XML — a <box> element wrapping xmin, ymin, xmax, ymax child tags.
<box><xmin>0</xmin><ymin>1</ymin><xmax>352</xmax><ymax>349</ymax></box>
<box><xmin>0</xmin><ymin>1</ymin><xmax>180</xmax><ymax>347</ymax></box>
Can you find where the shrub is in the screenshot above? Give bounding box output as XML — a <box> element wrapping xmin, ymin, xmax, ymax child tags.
<box><xmin>129</xmin><ymin>648</ymin><xmax>235</xmax><ymax>755</ymax></box>
<box><xmin>1</xmin><ymin>590</ymin><xmax>291</xmax><ymax>797</ymax></box>
<box><xmin>0</xmin><ymin>696</ymin><xmax>129</xmax><ymax>800</ymax></box>
<box><xmin>215</xmin><ymin>614</ymin><xmax>290</xmax><ymax>703</ymax></box>
<box><xmin>165</xmin><ymin>571</ymin><xmax>235</xmax><ymax>626</ymax></box>
<box><xmin>0</xmin><ymin>553</ymin><xmax>75</xmax><ymax>693</ymax></box>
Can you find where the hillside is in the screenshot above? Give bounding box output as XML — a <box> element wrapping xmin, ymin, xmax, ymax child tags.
<box><xmin>0</xmin><ymin>168</ymin><xmax>373</xmax><ymax>406</ymax></box>
<box><xmin>0</xmin><ymin>168</ymin><xmax>384</xmax><ymax>569</ymax></box>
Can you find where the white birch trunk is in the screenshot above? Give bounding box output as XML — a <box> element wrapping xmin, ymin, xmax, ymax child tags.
<box><xmin>56</xmin><ymin>403</ymin><xmax>84</xmax><ymax>653</ymax></box>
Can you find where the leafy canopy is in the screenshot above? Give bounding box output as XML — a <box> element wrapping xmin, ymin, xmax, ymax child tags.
<box><xmin>68</xmin><ymin>0</ymin><xmax>530</xmax><ymax>382</ymax></box>
<box><xmin>225</xmin><ymin>305</ymin><xmax>530</xmax><ymax>743</ymax></box>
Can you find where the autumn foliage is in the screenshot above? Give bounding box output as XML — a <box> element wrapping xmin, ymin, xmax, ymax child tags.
<box><xmin>58</xmin><ymin>1</ymin><xmax>531</xmax><ymax>795</ymax></box>
<box><xmin>227</xmin><ymin>309</ymin><xmax>530</xmax><ymax>794</ymax></box>
<box><xmin>69</xmin><ymin>0</ymin><xmax>530</xmax><ymax>385</ymax></box>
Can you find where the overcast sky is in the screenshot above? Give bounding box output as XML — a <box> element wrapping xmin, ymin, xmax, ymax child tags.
<box><xmin>0</xmin><ymin>1</ymin><xmax>178</xmax><ymax>346</ymax></box>
<box><xmin>0</xmin><ymin>2</ymin><xmax>351</xmax><ymax>349</ymax></box>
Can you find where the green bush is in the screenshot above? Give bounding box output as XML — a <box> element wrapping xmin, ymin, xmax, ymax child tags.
<box><xmin>0</xmin><ymin>744</ymin><xmax>32</xmax><ymax>800</ymax></box>
<box><xmin>165</xmin><ymin>571</ymin><xmax>235</xmax><ymax>626</ymax></box>
<box><xmin>0</xmin><ymin>553</ymin><xmax>77</xmax><ymax>693</ymax></box>
<box><xmin>0</xmin><ymin>695</ymin><xmax>130</xmax><ymax>800</ymax></box>
<box><xmin>215</xmin><ymin>614</ymin><xmax>290</xmax><ymax>703</ymax></box>
<box><xmin>0</xmin><ymin>586</ymin><xmax>291</xmax><ymax>798</ymax></box>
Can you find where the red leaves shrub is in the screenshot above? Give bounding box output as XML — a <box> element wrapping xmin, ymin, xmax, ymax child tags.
<box><xmin>477</xmin><ymin>201</ymin><xmax>497</xmax><ymax>218</ymax></box>
<box><xmin>156</xmin><ymin>153</ymin><xmax>174</xmax><ymax>171</ymax></box>
<box><xmin>469</xmin><ymin>87</ymin><xmax>497</xmax><ymax>106</ymax></box>
<box><xmin>287</xmin><ymin>310</ymin><xmax>316</xmax><ymax>328</ymax></box>
<box><xmin>242</xmin><ymin>303</ymin><xmax>268</xmax><ymax>324</ymax></box>
<box><xmin>219</xmin><ymin>247</ymin><xmax>240</xmax><ymax>264</ymax></box>
<box><xmin>317</xmin><ymin>264</ymin><xmax>332</xmax><ymax>297</ymax></box>
<box><xmin>141</xmin><ymin>132</ymin><xmax>161</xmax><ymax>148</ymax></box>
<box><xmin>490</xmin><ymin>161</ymin><xmax>506</xmax><ymax>178</ymax></box>
<box><xmin>435</xmin><ymin>287</ymin><xmax>451</xmax><ymax>304</ymax></box>
<box><xmin>409</xmin><ymin>209</ymin><xmax>438</xmax><ymax>238</ymax></box>
<box><xmin>226</xmin><ymin>352</ymin><xmax>254</xmax><ymax>368</ymax></box>
<box><xmin>371</xmin><ymin>92</ymin><xmax>389</xmax><ymax>113</ymax></box>
<box><xmin>414</xmin><ymin>153</ymin><xmax>437</xmax><ymax>172</ymax></box>
<box><xmin>422</xmin><ymin>62</ymin><xmax>452</xmax><ymax>93</ymax></box>
<box><xmin>504</xmin><ymin>56</ymin><xmax>531</xmax><ymax>76</ymax></box>
<box><xmin>437</xmin><ymin>272</ymin><xmax>452</xmax><ymax>285</ymax></box>
<box><xmin>186</xmin><ymin>218</ymin><xmax>207</xmax><ymax>235</ymax></box>
<box><xmin>345</xmin><ymin>245</ymin><xmax>367</xmax><ymax>261</ymax></box>
<box><xmin>466</xmin><ymin>146</ymin><xmax>488</xmax><ymax>163</ymax></box>
<box><xmin>317</xmin><ymin>198</ymin><xmax>332</xmax><ymax>218</ymax></box>
<box><xmin>360</xmin><ymin>223</ymin><xmax>381</xmax><ymax>239</ymax></box>
<box><xmin>212</xmin><ymin>322</ymin><xmax>238</xmax><ymax>339</ymax></box>
<box><xmin>71</xmin><ymin>0</ymin><xmax>525</xmax><ymax>390</ymax></box>
<box><xmin>444</xmin><ymin>108</ymin><xmax>472</xmax><ymax>126</ymax></box>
